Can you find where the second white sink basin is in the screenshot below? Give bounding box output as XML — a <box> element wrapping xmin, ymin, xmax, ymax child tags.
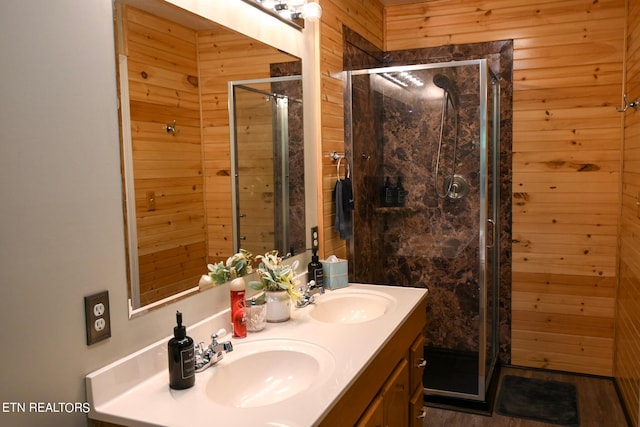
<box><xmin>205</xmin><ymin>339</ymin><xmax>334</xmax><ymax>408</ymax></box>
<box><xmin>310</xmin><ymin>290</ymin><xmax>395</xmax><ymax>324</ymax></box>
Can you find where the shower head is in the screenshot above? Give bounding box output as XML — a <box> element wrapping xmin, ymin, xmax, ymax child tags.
<box><xmin>433</xmin><ymin>74</ymin><xmax>458</xmax><ymax>108</ymax></box>
<box><xmin>433</xmin><ymin>74</ymin><xmax>454</xmax><ymax>91</ymax></box>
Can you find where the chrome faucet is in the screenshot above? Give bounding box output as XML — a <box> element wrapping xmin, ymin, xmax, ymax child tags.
<box><xmin>296</xmin><ymin>280</ymin><xmax>325</xmax><ymax>308</ymax></box>
<box><xmin>194</xmin><ymin>329</ymin><xmax>233</xmax><ymax>373</ymax></box>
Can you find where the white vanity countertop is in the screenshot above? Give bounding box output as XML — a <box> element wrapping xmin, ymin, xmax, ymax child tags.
<box><xmin>86</xmin><ymin>283</ymin><xmax>428</xmax><ymax>427</ymax></box>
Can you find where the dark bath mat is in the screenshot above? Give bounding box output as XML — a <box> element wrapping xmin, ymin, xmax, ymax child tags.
<box><xmin>495</xmin><ymin>375</ymin><xmax>579</xmax><ymax>426</ymax></box>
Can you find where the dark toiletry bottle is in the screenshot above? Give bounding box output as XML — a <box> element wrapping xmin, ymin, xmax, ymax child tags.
<box><xmin>308</xmin><ymin>248</ymin><xmax>324</xmax><ymax>287</ymax></box>
<box><xmin>394</xmin><ymin>176</ymin><xmax>406</xmax><ymax>207</ymax></box>
<box><xmin>168</xmin><ymin>311</ymin><xmax>195</xmax><ymax>390</ymax></box>
<box><xmin>381</xmin><ymin>176</ymin><xmax>394</xmax><ymax>207</ymax></box>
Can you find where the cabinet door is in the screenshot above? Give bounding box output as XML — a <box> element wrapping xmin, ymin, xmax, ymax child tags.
<box><xmin>382</xmin><ymin>358</ymin><xmax>409</xmax><ymax>427</ymax></box>
<box><xmin>356</xmin><ymin>395</ymin><xmax>384</xmax><ymax>427</ymax></box>
<box><xmin>410</xmin><ymin>385</ymin><xmax>427</xmax><ymax>427</ymax></box>
<box><xmin>410</xmin><ymin>334</ymin><xmax>426</xmax><ymax>392</ymax></box>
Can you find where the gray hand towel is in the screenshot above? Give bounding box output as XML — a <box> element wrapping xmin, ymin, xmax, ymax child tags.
<box><xmin>333</xmin><ymin>179</ymin><xmax>353</xmax><ymax>240</ymax></box>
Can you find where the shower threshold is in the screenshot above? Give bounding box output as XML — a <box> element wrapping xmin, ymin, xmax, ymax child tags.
<box><xmin>423</xmin><ymin>347</ymin><xmax>499</xmax><ymax>415</ymax></box>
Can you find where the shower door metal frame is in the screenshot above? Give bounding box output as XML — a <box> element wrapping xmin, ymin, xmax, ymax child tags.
<box><xmin>346</xmin><ymin>59</ymin><xmax>500</xmax><ymax>402</ymax></box>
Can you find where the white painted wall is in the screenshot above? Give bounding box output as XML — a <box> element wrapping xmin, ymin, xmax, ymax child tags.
<box><xmin>0</xmin><ymin>1</ymin><xmax>316</xmax><ymax>426</ymax></box>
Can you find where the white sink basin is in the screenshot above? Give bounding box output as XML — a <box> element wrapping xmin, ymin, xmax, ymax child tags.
<box><xmin>205</xmin><ymin>339</ymin><xmax>334</xmax><ymax>408</ymax></box>
<box><xmin>310</xmin><ymin>290</ymin><xmax>395</xmax><ymax>324</ymax></box>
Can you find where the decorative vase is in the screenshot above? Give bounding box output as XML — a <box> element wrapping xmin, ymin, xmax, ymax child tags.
<box><xmin>265</xmin><ymin>290</ymin><xmax>291</xmax><ymax>322</ymax></box>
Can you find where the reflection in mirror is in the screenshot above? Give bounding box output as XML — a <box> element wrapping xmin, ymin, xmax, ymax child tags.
<box><xmin>114</xmin><ymin>0</ymin><xmax>304</xmax><ymax>313</ymax></box>
<box><xmin>230</xmin><ymin>76</ymin><xmax>304</xmax><ymax>258</ymax></box>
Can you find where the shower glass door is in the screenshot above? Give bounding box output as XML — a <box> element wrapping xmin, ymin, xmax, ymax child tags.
<box><xmin>229</xmin><ymin>76</ymin><xmax>304</xmax><ymax>257</ymax></box>
<box><xmin>346</xmin><ymin>59</ymin><xmax>500</xmax><ymax>403</ymax></box>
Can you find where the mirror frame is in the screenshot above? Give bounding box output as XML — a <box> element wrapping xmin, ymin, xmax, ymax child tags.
<box><xmin>116</xmin><ymin>0</ymin><xmax>320</xmax><ymax>318</ymax></box>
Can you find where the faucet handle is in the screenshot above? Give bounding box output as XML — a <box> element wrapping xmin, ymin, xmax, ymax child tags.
<box><xmin>308</xmin><ymin>280</ymin><xmax>324</xmax><ymax>294</ymax></box>
<box><xmin>196</xmin><ymin>341</ymin><xmax>206</xmax><ymax>354</ymax></box>
<box><xmin>212</xmin><ymin>328</ymin><xmax>226</xmax><ymax>338</ymax></box>
<box><xmin>211</xmin><ymin>328</ymin><xmax>227</xmax><ymax>342</ymax></box>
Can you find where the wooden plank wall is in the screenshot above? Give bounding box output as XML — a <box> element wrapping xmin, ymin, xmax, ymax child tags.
<box><xmin>123</xmin><ymin>6</ymin><xmax>206</xmax><ymax>306</ymax></box>
<box><xmin>385</xmin><ymin>0</ymin><xmax>624</xmax><ymax>376</ymax></box>
<box><xmin>616</xmin><ymin>0</ymin><xmax>640</xmax><ymax>423</ymax></box>
<box><xmin>318</xmin><ymin>0</ymin><xmax>385</xmax><ymax>258</ymax></box>
<box><xmin>197</xmin><ymin>28</ymin><xmax>297</xmax><ymax>261</ymax></box>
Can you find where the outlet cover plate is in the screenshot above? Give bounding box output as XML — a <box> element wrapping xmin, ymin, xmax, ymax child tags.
<box><xmin>84</xmin><ymin>291</ymin><xmax>111</xmax><ymax>345</ymax></box>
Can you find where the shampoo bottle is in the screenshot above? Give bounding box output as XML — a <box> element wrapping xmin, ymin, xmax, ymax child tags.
<box><xmin>168</xmin><ymin>311</ymin><xmax>195</xmax><ymax>390</ymax></box>
<box><xmin>381</xmin><ymin>176</ymin><xmax>394</xmax><ymax>207</ymax></box>
<box><xmin>230</xmin><ymin>276</ymin><xmax>247</xmax><ymax>338</ymax></box>
<box><xmin>394</xmin><ymin>176</ymin><xmax>406</xmax><ymax>207</ymax></box>
<box><xmin>308</xmin><ymin>248</ymin><xmax>324</xmax><ymax>288</ymax></box>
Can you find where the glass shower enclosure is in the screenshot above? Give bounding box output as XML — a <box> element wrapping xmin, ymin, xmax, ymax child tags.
<box><xmin>345</xmin><ymin>59</ymin><xmax>500</xmax><ymax>406</ymax></box>
<box><xmin>229</xmin><ymin>76</ymin><xmax>305</xmax><ymax>258</ymax></box>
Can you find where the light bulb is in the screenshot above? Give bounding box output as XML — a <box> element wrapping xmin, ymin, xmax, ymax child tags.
<box><xmin>301</xmin><ymin>1</ymin><xmax>322</xmax><ymax>21</ymax></box>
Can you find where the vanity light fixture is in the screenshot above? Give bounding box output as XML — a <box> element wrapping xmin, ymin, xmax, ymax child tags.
<box><xmin>252</xmin><ymin>0</ymin><xmax>323</xmax><ymax>22</ymax></box>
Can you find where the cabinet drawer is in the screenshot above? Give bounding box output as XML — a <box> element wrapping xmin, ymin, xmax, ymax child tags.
<box><xmin>409</xmin><ymin>333</ymin><xmax>426</xmax><ymax>391</ymax></box>
<box><xmin>410</xmin><ymin>385</ymin><xmax>427</xmax><ymax>427</ymax></box>
<box><xmin>356</xmin><ymin>395</ymin><xmax>383</xmax><ymax>427</ymax></box>
<box><xmin>382</xmin><ymin>358</ymin><xmax>409</xmax><ymax>427</ymax></box>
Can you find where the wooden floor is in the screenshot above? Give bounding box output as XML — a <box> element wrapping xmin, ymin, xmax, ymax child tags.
<box><xmin>423</xmin><ymin>367</ymin><xmax>629</xmax><ymax>427</ymax></box>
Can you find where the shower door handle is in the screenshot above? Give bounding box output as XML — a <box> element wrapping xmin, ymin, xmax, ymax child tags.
<box><xmin>487</xmin><ymin>219</ymin><xmax>496</xmax><ymax>249</ymax></box>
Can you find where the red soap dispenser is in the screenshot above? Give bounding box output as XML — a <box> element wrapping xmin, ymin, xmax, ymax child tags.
<box><xmin>230</xmin><ymin>276</ymin><xmax>247</xmax><ymax>338</ymax></box>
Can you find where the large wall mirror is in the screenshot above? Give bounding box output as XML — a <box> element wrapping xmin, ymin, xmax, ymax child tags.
<box><xmin>114</xmin><ymin>0</ymin><xmax>313</xmax><ymax>315</ymax></box>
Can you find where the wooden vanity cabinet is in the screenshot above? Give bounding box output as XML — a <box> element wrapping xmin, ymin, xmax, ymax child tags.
<box><xmin>319</xmin><ymin>296</ymin><xmax>428</xmax><ymax>427</ymax></box>
<box><xmin>354</xmin><ymin>334</ymin><xmax>426</xmax><ymax>427</ymax></box>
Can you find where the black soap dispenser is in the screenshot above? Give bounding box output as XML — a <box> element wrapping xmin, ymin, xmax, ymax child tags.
<box><xmin>168</xmin><ymin>311</ymin><xmax>195</xmax><ymax>390</ymax></box>
<box><xmin>308</xmin><ymin>248</ymin><xmax>324</xmax><ymax>287</ymax></box>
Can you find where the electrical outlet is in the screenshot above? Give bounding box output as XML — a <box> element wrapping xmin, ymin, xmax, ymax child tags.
<box><xmin>84</xmin><ymin>291</ymin><xmax>111</xmax><ymax>345</ymax></box>
<box><xmin>93</xmin><ymin>302</ymin><xmax>105</xmax><ymax>317</ymax></box>
<box><xmin>311</xmin><ymin>226</ymin><xmax>319</xmax><ymax>252</ymax></box>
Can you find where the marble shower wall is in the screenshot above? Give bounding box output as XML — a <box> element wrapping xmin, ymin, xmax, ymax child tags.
<box><xmin>344</xmin><ymin>28</ymin><xmax>513</xmax><ymax>363</ymax></box>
